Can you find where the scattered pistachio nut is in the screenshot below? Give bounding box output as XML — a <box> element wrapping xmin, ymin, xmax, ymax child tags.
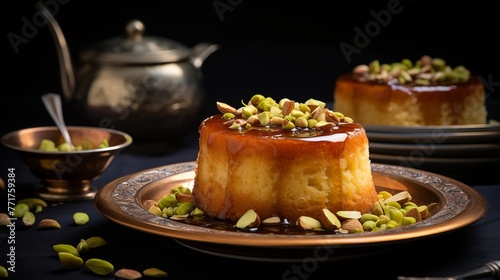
<box><xmin>190</xmin><ymin>207</ymin><xmax>205</xmax><ymax>217</ymax></box>
<box><xmin>58</xmin><ymin>252</ymin><xmax>83</xmax><ymax>270</ymax></box>
<box><xmin>377</xmin><ymin>191</ymin><xmax>392</xmax><ymax>200</ymax></box>
<box><xmin>0</xmin><ymin>265</ymin><xmax>7</xmax><ymax>277</ymax></box>
<box><xmin>262</xmin><ymin>216</ymin><xmax>281</xmax><ymax>225</ymax></box>
<box><xmin>85</xmin><ymin>236</ymin><xmax>107</xmax><ymax>248</ymax></box>
<box><xmin>0</xmin><ymin>177</ymin><xmax>5</xmax><ymax>191</ymax></box>
<box><xmin>388</xmin><ymin>207</ymin><xmax>404</xmax><ymax>224</ymax></box>
<box><xmin>216</xmin><ymin>101</ymin><xmax>236</xmax><ymax>114</ymax></box>
<box><xmin>0</xmin><ymin>213</ymin><xmax>12</xmax><ymax>226</ymax></box>
<box><xmin>148</xmin><ymin>205</ymin><xmax>162</xmax><ymax>216</ymax></box>
<box><xmin>363</xmin><ymin>220</ymin><xmax>378</xmax><ymax>231</ymax></box>
<box><xmin>73</xmin><ymin>212</ymin><xmax>90</xmax><ymax>225</ymax></box>
<box><xmin>320</xmin><ymin>208</ymin><xmax>341</xmax><ymax>230</ymax></box>
<box><xmin>34</xmin><ymin>204</ymin><xmax>43</xmax><ymax>213</ymax></box>
<box><xmin>143</xmin><ymin>267</ymin><xmax>168</xmax><ymax>278</ymax></box>
<box><xmin>341</xmin><ymin>219</ymin><xmax>364</xmax><ymax>233</ymax></box>
<box><xmin>296</xmin><ymin>216</ymin><xmax>322</xmax><ymax>230</ymax></box>
<box><xmin>427</xmin><ymin>202</ymin><xmax>439</xmax><ymax>214</ymax></box>
<box><xmin>384</xmin><ymin>190</ymin><xmax>412</xmax><ymax>204</ymax></box>
<box><xmin>143</xmin><ymin>199</ymin><xmax>157</xmax><ymax>210</ymax></box>
<box><xmin>371</xmin><ymin>201</ymin><xmax>385</xmax><ymax>216</ymax></box>
<box><xmin>115</xmin><ymin>268</ymin><xmax>143</xmax><ymax>280</ymax></box>
<box><xmin>418</xmin><ymin>205</ymin><xmax>430</xmax><ymax>219</ymax></box>
<box><xmin>38</xmin><ymin>218</ymin><xmax>62</xmax><ymax>229</ymax></box>
<box><xmin>170</xmin><ymin>214</ymin><xmax>189</xmax><ymax>221</ymax></box>
<box><xmin>402</xmin><ymin>216</ymin><xmax>417</xmax><ymax>226</ymax></box>
<box><xmin>176</xmin><ymin>193</ymin><xmax>194</xmax><ymax>204</ymax></box>
<box><xmin>17</xmin><ymin>197</ymin><xmax>48</xmax><ymax>208</ymax></box>
<box><xmin>172</xmin><ymin>185</ymin><xmax>191</xmax><ymax>194</ymax></box>
<box><xmin>22</xmin><ymin>211</ymin><xmax>35</xmax><ymax>226</ymax></box>
<box><xmin>53</xmin><ymin>244</ymin><xmax>80</xmax><ymax>256</ymax></box>
<box><xmin>176</xmin><ymin>202</ymin><xmax>194</xmax><ymax>216</ymax></box>
<box><xmin>76</xmin><ymin>239</ymin><xmax>89</xmax><ymax>255</ymax></box>
<box><xmin>85</xmin><ymin>258</ymin><xmax>114</xmax><ymax>275</ymax></box>
<box><xmin>235</xmin><ymin>209</ymin><xmax>260</xmax><ymax>229</ymax></box>
<box><xmin>404</xmin><ymin>206</ymin><xmax>422</xmax><ymax>222</ymax></box>
<box><xmin>157</xmin><ymin>194</ymin><xmax>177</xmax><ymax>209</ymax></box>
<box><xmin>360</xmin><ymin>213</ymin><xmax>379</xmax><ymax>224</ymax></box>
<box><xmin>336</xmin><ymin>210</ymin><xmax>362</xmax><ymax>220</ymax></box>
<box><xmin>13</xmin><ymin>203</ymin><xmax>29</xmax><ymax>218</ymax></box>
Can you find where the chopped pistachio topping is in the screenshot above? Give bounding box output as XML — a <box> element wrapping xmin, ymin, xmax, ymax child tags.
<box><xmin>216</xmin><ymin>95</ymin><xmax>353</xmax><ymax>131</ymax></box>
<box><xmin>353</xmin><ymin>55</ymin><xmax>471</xmax><ymax>85</ymax></box>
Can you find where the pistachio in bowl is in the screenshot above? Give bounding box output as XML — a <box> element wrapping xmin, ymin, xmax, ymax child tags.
<box><xmin>37</xmin><ymin>138</ymin><xmax>109</xmax><ymax>152</ymax></box>
<box><xmin>1</xmin><ymin>126</ymin><xmax>132</xmax><ymax>201</ymax></box>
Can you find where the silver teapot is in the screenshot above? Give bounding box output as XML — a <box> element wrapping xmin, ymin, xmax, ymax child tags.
<box><xmin>37</xmin><ymin>3</ymin><xmax>218</xmax><ymax>144</ymax></box>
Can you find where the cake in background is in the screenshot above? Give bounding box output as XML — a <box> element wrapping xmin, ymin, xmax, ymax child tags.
<box><xmin>333</xmin><ymin>55</ymin><xmax>488</xmax><ymax>126</ymax></box>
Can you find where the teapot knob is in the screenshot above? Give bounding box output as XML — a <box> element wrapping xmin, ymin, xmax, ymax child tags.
<box><xmin>126</xmin><ymin>20</ymin><xmax>145</xmax><ymax>41</ymax></box>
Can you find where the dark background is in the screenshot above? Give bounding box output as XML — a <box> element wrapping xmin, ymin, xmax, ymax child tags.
<box><xmin>3</xmin><ymin>0</ymin><xmax>500</xmax><ymax>140</ymax></box>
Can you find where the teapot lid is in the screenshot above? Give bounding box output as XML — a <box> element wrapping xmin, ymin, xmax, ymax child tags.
<box><xmin>80</xmin><ymin>20</ymin><xmax>192</xmax><ymax>64</ymax></box>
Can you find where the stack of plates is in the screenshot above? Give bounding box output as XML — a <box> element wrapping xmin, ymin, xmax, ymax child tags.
<box><xmin>364</xmin><ymin>123</ymin><xmax>500</xmax><ymax>184</ymax></box>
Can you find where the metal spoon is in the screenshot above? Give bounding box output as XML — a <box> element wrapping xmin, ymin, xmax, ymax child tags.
<box><xmin>41</xmin><ymin>93</ymin><xmax>75</xmax><ymax>150</ymax></box>
<box><xmin>398</xmin><ymin>260</ymin><xmax>500</xmax><ymax>280</ymax></box>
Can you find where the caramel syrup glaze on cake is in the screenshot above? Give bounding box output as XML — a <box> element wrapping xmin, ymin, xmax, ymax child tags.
<box><xmin>193</xmin><ymin>114</ymin><xmax>378</xmax><ymax>223</ymax></box>
<box><xmin>334</xmin><ymin>56</ymin><xmax>487</xmax><ymax>126</ymax></box>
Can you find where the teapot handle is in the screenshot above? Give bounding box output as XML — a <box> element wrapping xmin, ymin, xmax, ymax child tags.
<box><xmin>191</xmin><ymin>43</ymin><xmax>219</xmax><ymax>69</ymax></box>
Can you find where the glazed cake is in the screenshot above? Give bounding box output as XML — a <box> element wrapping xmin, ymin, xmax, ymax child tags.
<box><xmin>333</xmin><ymin>55</ymin><xmax>487</xmax><ymax>126</ymax></box>
<box><xmin>192</xmin><ymin>95</ymin><xmax>378</xmax><ymax>223</ymax></box>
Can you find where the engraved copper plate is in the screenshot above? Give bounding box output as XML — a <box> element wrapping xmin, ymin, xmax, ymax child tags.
<box><xmin>94</xmin><ymin>162</ymin><xmax>487</xmax><ymax>261</ymax></box>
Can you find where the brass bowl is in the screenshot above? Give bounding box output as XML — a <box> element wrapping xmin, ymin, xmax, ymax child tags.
<box><xmin>1</xmin><ymin>126</ymin><xmax>132</xmax><ymax>201</ymax></box>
